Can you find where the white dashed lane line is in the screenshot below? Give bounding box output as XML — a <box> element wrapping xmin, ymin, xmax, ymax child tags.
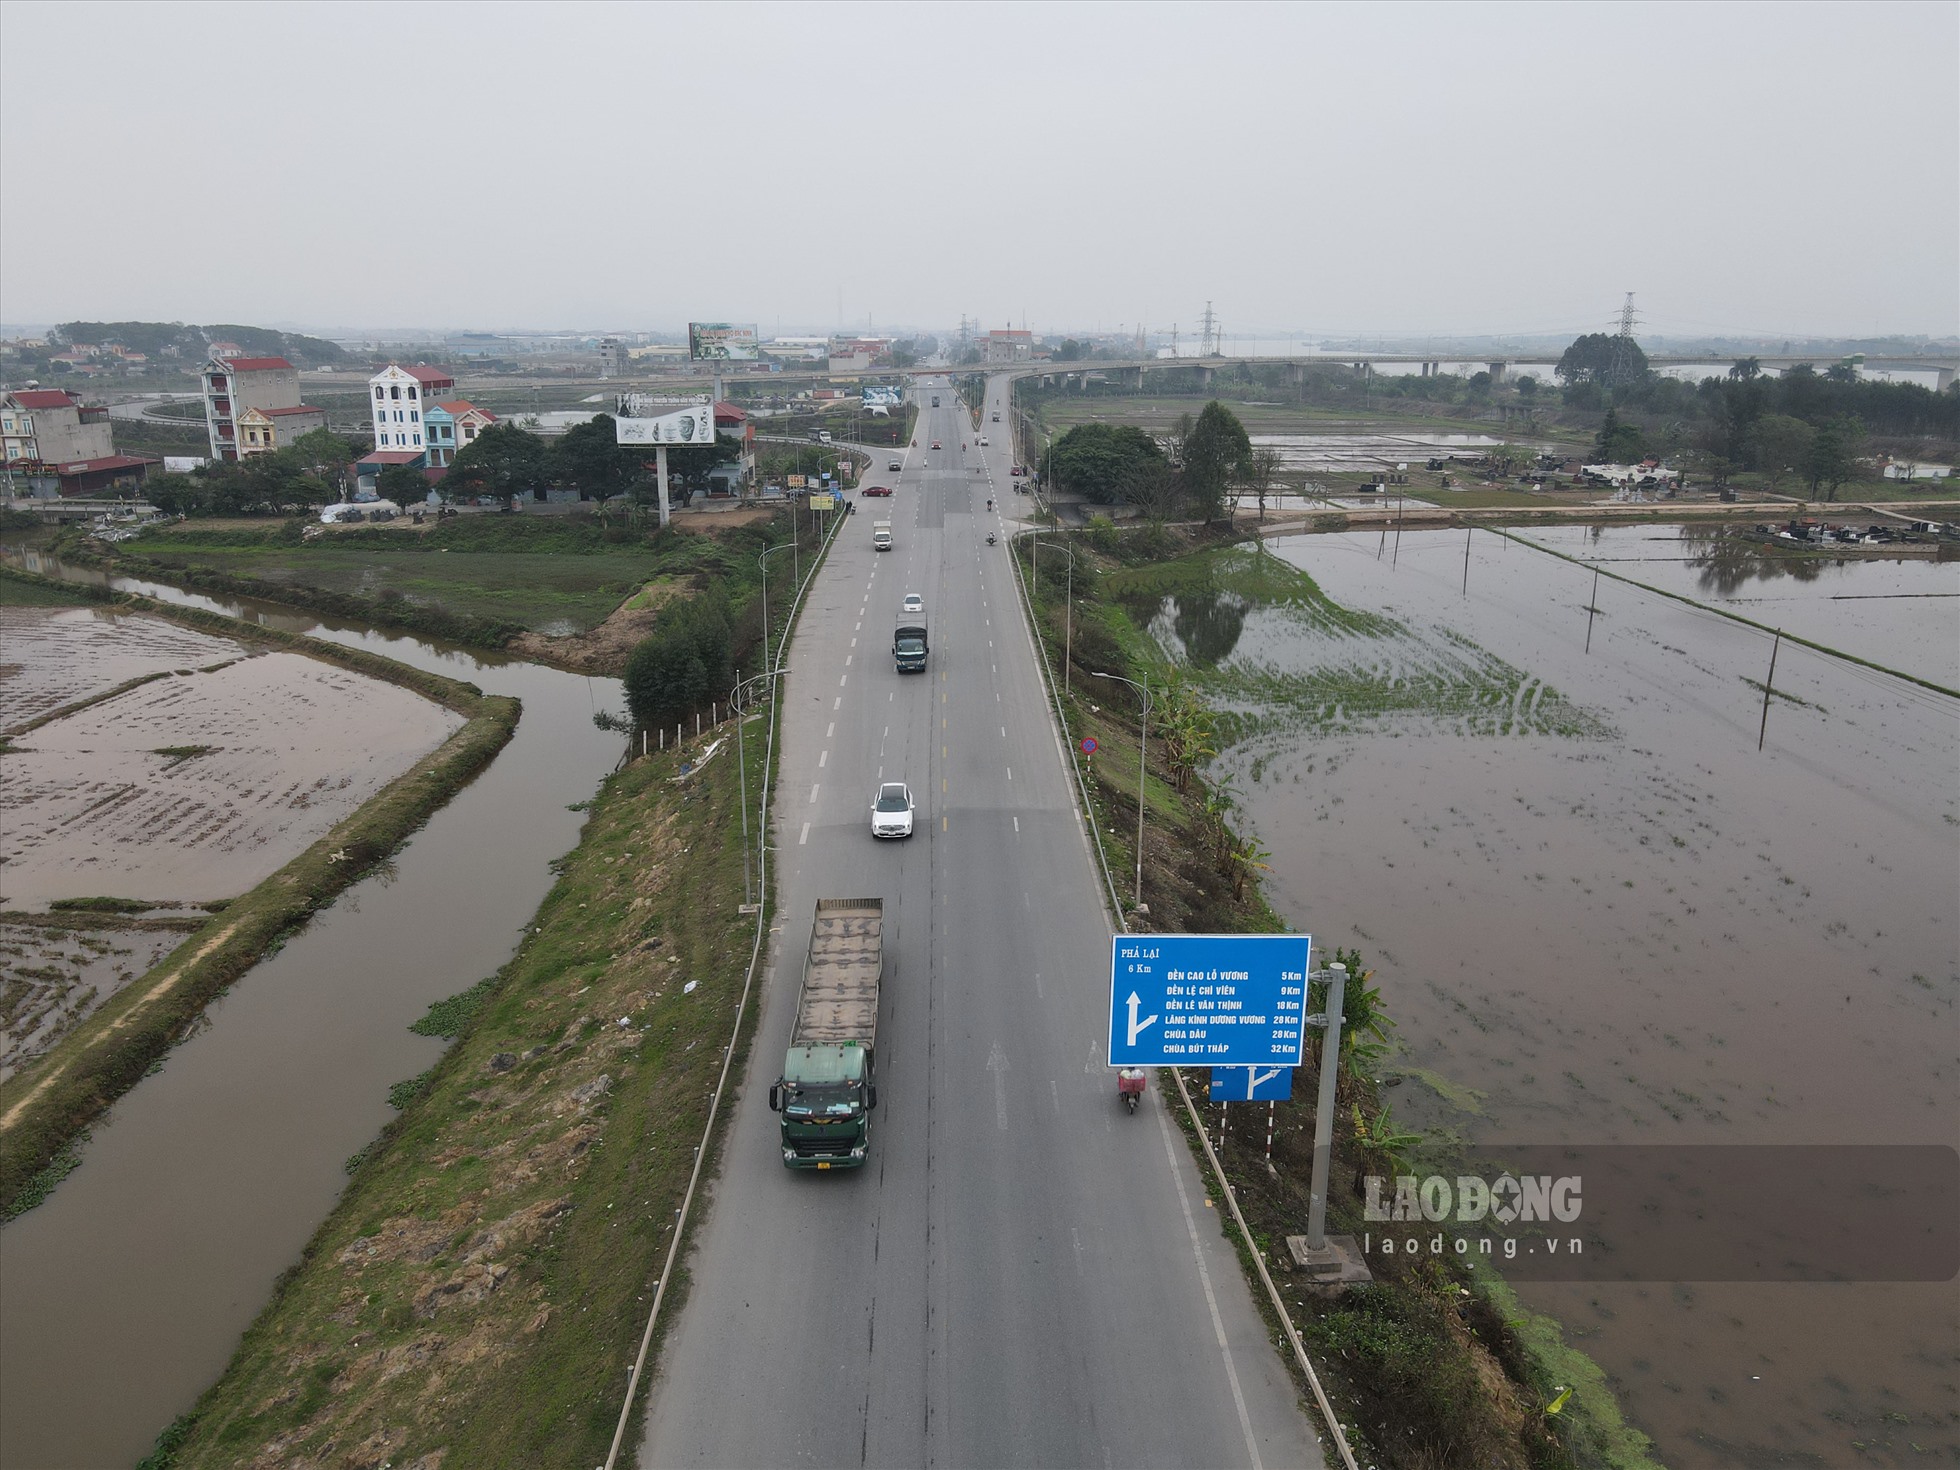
<box><xmin>833</xmin><ymin>696</ymin><xmax>842</xmax><ymax>711</ymax></box>
<box><xmin>799</xmin><ymin>822</ymin><xmax>811</xmax><ymax>845</ymax></box>
<box><xmin>826</xmin><ymin>722</ymin><xmax>834</xmax><ymax>737</ymax></box>
<box><xmin>819</xmin><ymin>751</ymin><xmax>828</xmax><ymax>768</ymax></box>
<box><xmin>808</xmin><ymin>784</ymin><xmax>820</xmax><ymax>803</ymax></box>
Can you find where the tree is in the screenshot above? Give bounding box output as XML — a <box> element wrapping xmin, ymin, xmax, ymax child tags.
<box><xmin>1179</xmin><ymin>400</ymin><xmax>1253</xmax><ymax>526</ymax></box>
<box><xmin>1055</xmin><ymin>339</ymin><xmax>1087</xmax><ymax>363</ymax></box>
<box><xmin>446</xmin><ymin>421</ymin><xmax>548</xmax><ymax>508</ymax></box>
<box><xmin>552</xmin><ymin>413</ymin><xmax>639</xmax><ymax>500</ymax></box>
<box><xmin>375</xmin><ymin>463</ymin><xmax>427</xmax><ymax>502</ymax></box>
<box><xmin>1556</xmin><ymin>332</ymin><xmax>1650</xmax><ymax>390</ymax></box>
<box><xmin>1247</xmin><ymin>444</ymin><xmax>1284</xmax><ymax>523</ymax></box>
<box><xmin>622</xmin><ymin>591</ymin><xmax>733</xmax><ymax>730</ymax></box>
<box><xmin>1806</xmin><ymin>415</ymin><xmax>1865</xmax><ymax>501</ymax></box>
<box><xmin>1728</xmin><ymin>358</ymin><xmax>1762</xmax><ymax>381</ymax></box>
<box><xmin>144</xmin><ymin>471</ymin><xmax>207</xmax><ymax>517</ymax></box>
<box><xmin>1043</xmin><ymin>422</ymin><xmax>1165</xmax><ymax>505</ymax></box>
<box><xmin>287</xmin><ymin>427</ymin><xmax>357</xmax><ymax>482</ymax></box>
<box><xmin>1593</xmin><ymin>408</ymin><xmax>1644</xmax><ymax>464</ymax></box>
<box><xmin>1746</xmin><ymin>414</ymin><xmax>1815</xmax><ymax>491</ymax></box>
<box><xmin>1514</xmin><ymin>375</ymin><xmax>1539</xmax><ymax>399</ymax></box>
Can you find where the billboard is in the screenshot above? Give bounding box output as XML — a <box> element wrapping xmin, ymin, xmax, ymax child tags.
<box><xmin>688</xmin><ymin>323</ymin><xmax>760</xmax><ymax>361</ymax></box>
<box><xmin>615</xmin><ymin>402</ymin><xmax>717</xmax><ymax>446</ymax></box>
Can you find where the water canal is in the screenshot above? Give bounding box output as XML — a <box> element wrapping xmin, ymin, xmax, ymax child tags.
<box><xmin>1138</xmin><ymin>526</ymin><xmax>1958</xmax><ymax>1465</ymax></box>
<box><xmin>0</xmin><ymin>551</ymin><xmax>624</xmax><ymax>1468</ymax></box>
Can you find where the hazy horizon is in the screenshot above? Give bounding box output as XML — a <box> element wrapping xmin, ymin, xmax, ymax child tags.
<box><xmin>3</xmin><ymin>1</ymin><xmax>1955</xmax><ymax>342</ymax></box>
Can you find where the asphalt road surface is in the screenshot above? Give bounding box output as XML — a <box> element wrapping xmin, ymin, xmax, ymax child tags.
<box><xmin>638</xmin><ymin>378</ymin><xmax>1323</xmax><ymax>1469</ymax></box>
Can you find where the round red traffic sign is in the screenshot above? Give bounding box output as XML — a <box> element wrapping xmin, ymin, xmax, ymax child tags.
<box><xmin>1081</xmin><ymin>737</ymin><xmax>1098</xmax><ymax>755</ymax></box>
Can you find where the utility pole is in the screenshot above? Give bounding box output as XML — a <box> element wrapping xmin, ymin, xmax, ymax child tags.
<box><xmin>1617</xmin><ymin>291</ymin><xmax>1639</xmax><ymax>339</ymax></box>
<box><xmin>1200</xmin><ymin>301</ymin><xmax>1218</xmax><ymax>357</ymax></box>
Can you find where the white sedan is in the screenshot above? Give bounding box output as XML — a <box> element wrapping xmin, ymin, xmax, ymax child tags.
<box><xmin>901</xmin><ymin>593</ymin><xmax>924</xmax><ymax>616</ymax></box>
<box><xmin>871</xmin><ymin>782</ymin><xmax>915</xmax><ymax>839</ymax></box>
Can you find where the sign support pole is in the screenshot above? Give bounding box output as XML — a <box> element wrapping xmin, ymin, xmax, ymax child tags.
<box><xmin>655</xmin><ymin>445</ymin><xmax>672</xmax><ymax>529</ymax></box>
<box><xmin>1305</xmin><ymin>962</ymin><xmax>1347</xmax><ymax>1251</ymax></box>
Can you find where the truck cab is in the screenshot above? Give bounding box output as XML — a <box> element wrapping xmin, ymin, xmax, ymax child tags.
<box><xmin>893</xmin><ymin>620</ymin><xmax>928</xmax><ymax>673</ymax></box>
<box><xmin>770</xmin><ymin>1043</ymin><xmax>875</xmax><ymax>1168</ymax></box>
<box><xmin>872</xmin><ymin>519</ymin><xmax>892</xmax><ymax>551</ymax></box>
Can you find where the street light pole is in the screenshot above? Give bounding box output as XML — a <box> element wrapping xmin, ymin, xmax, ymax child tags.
<box><xmin>1031</xmin><ymin>536</ymin><xmax>1076</xmax><ymax>696</ymax></box>
<box><xmin>1091</xmin><ymin>671</ymin><xmax>1151</xmax><ymax>916</ymax></box>
<box><xmin>759</xmin><ymin>541</ymin><xmax>795</xmax><ymax>674</ymax></box>
<box><xmin>730</xmin><ymin>666</ymin><xmax>790</xmax><ymax>908</ymax></box>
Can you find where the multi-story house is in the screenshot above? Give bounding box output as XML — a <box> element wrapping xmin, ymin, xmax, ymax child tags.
<box><xmin>236</xmin><ymin>404</ymin><xmax>328</xmax><ymax>455</ymax></box>
<box><xmin>202</xmin><ymin>355</ymin><xmax>303</xmax><ymax>461</ymax></box>
<box><xmin>1</xmin><ymin>389</ymin><xmax>114</xmax><ymax>463</ymax></box>
<box><xmin>423</xmin><ymin>400</ymin><xmax>496</xmax><ymax>468</ymax></box>
<box><xmin>367</xmin><ymin>364</ymin><xmax>457</xmax><ymax>457</ymax></box>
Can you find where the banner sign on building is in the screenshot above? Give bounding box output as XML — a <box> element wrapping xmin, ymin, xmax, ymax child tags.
<box><xmin>615</xmin><ymin>406</ymin><xmax>717</xmax><ymax>446</ymax></box>
<box><xmin>688</xmin><ymin>323</ymin><xmax>760</xmax><ymax>361</ymax></box>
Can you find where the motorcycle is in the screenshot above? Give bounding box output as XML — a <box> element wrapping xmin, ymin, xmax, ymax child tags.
<box><xmin>986</xmin><ymin>531</ymin><xmax>997</xmax><ymax>546</ymax></box>
<box><xmin>1117</xmin><ymin>1068</ymin><xmax>1147</xmax><ymax>1114</ymax></box>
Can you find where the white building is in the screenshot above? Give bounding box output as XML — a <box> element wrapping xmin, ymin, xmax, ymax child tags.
<box><xmin>368</xmin><ymin>363</ymin><xmax>457</xmax><ymax>456</ymax></box>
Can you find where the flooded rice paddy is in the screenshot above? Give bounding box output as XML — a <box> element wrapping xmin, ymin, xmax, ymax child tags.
<box><xmin>1136</xmin><ymin>530</ymin><xmax>1958</xmax><ymax>1466</ymax></box>
<box><xmin>0</xmin><ymin>552</ymin><xmax>623</xmax><ymax>1468</ymax></box>
<box><xmin>2</xmin><ymin>609</ymin><xmax>463</xmax><ymax>911</ymax></box>
<box><xmin>1250</xmin><ymin>429</ymin><xmax>1505</xmax><ymax>473</ymax></box>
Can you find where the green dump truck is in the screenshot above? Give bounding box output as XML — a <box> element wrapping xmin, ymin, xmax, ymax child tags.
<box><xmin>768</xmin><ymin>898</ymin><xmax>882</xmax><ymax>1169</ymax></box>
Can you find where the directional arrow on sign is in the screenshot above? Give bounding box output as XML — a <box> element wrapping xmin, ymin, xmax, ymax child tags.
<box><xmin>1125</xmin><ymin>991</ymin><xmax>1158</xmax><ymax>1048</ymax></box>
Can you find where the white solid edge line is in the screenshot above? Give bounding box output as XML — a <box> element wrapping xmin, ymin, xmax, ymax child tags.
<box><xmin>1156</xmin><ymin>1099</ymin><xmax>1264</xmax><ymax>1470</ymax></box>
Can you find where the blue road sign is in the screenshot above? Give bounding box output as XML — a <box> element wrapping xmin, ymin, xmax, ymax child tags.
<box><xmin>1108</xmin><ymin>933</ymin><xmax>1311</xmax><ymax>1067</ymax></box>
<box><xmin>1211</xmin><ymin>1065</ymin><xmax>1294</xmax><ymax>1101</ymax></box>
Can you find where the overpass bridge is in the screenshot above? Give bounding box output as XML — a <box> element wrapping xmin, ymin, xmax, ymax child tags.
<box><xmin>830</xmin><ymin>352</ymin><xmax>1957</xmax><ymax>391</ymax></box>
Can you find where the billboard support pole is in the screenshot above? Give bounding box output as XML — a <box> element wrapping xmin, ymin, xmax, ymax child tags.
<box><xmin>1305</xmin><ymin>962</ymin><xmax>1347</xmax><ymax>1251</ymax></box>
<box><xmin>656</xmin><ymin>445</ymin><xmax>672</xmax><ymax>529</ymax></box>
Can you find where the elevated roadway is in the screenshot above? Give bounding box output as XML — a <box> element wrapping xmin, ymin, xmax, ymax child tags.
<box><xmin>638</xmin><ymin>380</ymin><xmax>1323</xmax><ymax>1467</ymax></box>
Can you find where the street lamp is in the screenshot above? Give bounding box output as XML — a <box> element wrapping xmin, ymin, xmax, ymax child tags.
<box><xmin>759</xmin><ymin>541</ymin><xmax>796</xmax><ymax>673</ymax></box>
<box><xmin>730</xmin><ymin>666</ymin><xmax>790</xmax><ymax>907</ymax></box>
<box><xmin>1031</xmin><ymin>535</ymin><xmax>1075</xmax><ymax>696</ymax></box>
<box><xmin>1090</xmin><ymin>671</ymin><xmax>1151</xmax><ymax>917</ymax></box>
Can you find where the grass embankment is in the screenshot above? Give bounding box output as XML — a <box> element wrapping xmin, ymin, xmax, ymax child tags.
<box><xmin>144</xmin><ymin>713</ymin><xmax>766</xmax><ymax>1469</ymax></box>
<box><xmin>0</xmin><ymin>567</ymin><xmax>521</xmax><ymax>1222</ymax></box>
<box><xmin>63</xmin><ymin>509</ymin><xmax>816</xmax><ymax>666</ymax></box>
<box><xmin>1014</xmin><ymin>527</ymin><xmax>1656</xmax><ymax>1470</ymax></box>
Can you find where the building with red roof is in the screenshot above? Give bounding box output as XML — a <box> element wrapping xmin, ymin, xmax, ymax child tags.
<box><xmin>7</xmin><ymin>453</ymin><xmax>162</xmax><ymax>499</ymax></box>
<box><xmin>202</xmin><ymin>353</ymin><xmax>305</xmax><ymax>461</ymax></box>
<box><xmin>368</xmin><ymin>363</ymin><xmax>458</xmax><ymax>459</ymax></box>
<box><xmin>3</xmin><ymin>388</ymin><xmax>114</xmax><ymax>465</ymax></box>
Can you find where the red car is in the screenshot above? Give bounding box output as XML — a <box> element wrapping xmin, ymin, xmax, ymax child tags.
<box><xmin>861</xmin><ymin>485</ymin><xmax>893</xmax><ymax>497</ymax></box>
<box><xmin>1010</xmin><ymin>465</ymin><xmax>1025</xmax><ymax>477</ymax></box>
<box><xmin>931</xmin><ymin>441</ymin><xmax>942</xmax><ymax>450</ymax></box>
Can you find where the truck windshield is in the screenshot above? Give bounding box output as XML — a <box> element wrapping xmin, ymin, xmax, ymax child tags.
<box><xmin>782</xmin><ymin>1082</ymin><xmax>860</xmax><ymax>1117</ymax></box>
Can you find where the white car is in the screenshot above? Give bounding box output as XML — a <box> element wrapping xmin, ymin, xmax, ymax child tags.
<box><xmin>977</xmin><ymin>436</ymin><xmax>988</xmax><ymax>447</ymax></box>
<box><xmin>901</xmin><ymin>593</ymin><xmax>924</xmax><ymax>616</ymax></box>
<box><xmin>871</xmin><ymin>782</ymin><xmax>914</xmax><ymax>839</ymax></box>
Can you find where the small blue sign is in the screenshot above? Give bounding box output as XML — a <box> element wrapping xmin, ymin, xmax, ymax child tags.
<box><xmin>1211</xmin><ymin>1066</ymin><xmax>1294</xmax><ymax>1101</ymax></box>
<box><xmin>1108</xmin><ymin>932</ymin><xmax>1311</xmax><ymax>1067</ymax></box>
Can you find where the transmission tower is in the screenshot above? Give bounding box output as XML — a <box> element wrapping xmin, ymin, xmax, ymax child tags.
<box><xmin>1616</xmin><ymin>292</ymin><xmax>1639</xmax><ymax>339</ymax></box>
<box><xmin>1199</xmin><ymin>301</ymin><xmax>1219</xmax><ymax>357</ymax></box>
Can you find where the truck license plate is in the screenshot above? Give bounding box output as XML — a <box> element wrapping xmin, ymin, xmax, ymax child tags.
<box><xmin>817</xmin><ymin>1161</ymin><xmax>831</xmax><ymax>1170</ymax></box>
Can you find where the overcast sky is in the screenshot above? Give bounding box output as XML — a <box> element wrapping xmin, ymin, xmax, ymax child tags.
<box><xmin>3</xmin><ymin>1</ymin><xmax>1954</xmax><ymax>341</ymax></box>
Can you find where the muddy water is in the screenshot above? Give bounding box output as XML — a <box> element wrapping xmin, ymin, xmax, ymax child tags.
<box><xmin>1183</xmin><ymin>530</ymin><xmax>1958</xmax><ymax>1466</ymax></box>
<box><xmin>0</xmin><ymin>551</ymin><xmax>624</xmax><ymax>1469</ymax></box>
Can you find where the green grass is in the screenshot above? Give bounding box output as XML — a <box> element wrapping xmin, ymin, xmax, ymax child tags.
<box><xmin>0</xmin><ymin>572</ymin><xmax>99</xmax><ymax>606</ymax></box>
<box><xmin>1103</xmin><ymin>542</ymin><xmax>1609</xmax><ymax>743</ymax></box>
<box><xmin>154</xmin><ymin>715</ymin><xmax>768</xmax><ymax>1469</ymax></box>
<box><xmin>128</xmin><ymin>546</ymin><xmax>659</xmax><ymax>632</ymax></box>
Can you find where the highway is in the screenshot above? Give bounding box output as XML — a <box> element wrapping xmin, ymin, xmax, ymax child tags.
<box><xmin>638</xmin><ymin>378</ymin><xmax>1323</xmax><ymax>1469</ymax></box>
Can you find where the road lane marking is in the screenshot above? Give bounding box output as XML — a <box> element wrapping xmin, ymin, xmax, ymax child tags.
<box><xmin>941</xmin><ymin>816</ymin><xmax>947</xmax><ymax>831</ymax></box>
<box><xmin>882</xmin><ymin>725</ymin><xmax>889</xmax><ymax>737</ymax></box>
<box><xmin>809</xmin><ymin>784</ymin><xmax>820</xmax><ymax>803</ymax></box>
<box><xmin>833</xmin><ymin>696</ymin><xmax>842</xmax><ymax>710</ymax></box>
<box><xmin>839</xmin><ymin>673</ymin><xmax>848</xmax><ymax>686</ymax></box>
<box><xmin>1157</xmin><ymin>1104</ymin><xmax>1264</xmax><ymax>1470</ymax></box>
<box><xmin>850</xmin><ymin>638</ymin><xmax>856</xmax><ymax>649</ymax></box>
<box><xmin>818</xmin><ymin>751</ymin><xmax>828</xmax><ymax>768</ymax></box>
<box><xmin>826</xmin><ymin>722</ymin><xmax>834</xmax><ymax>738</ymax></box>
<box><xmin>799</xmin><ymin>822</ymin><xmax>810</xmax><ymax>845</ymax></box>
<box><xmin>1013</xmin><ymin>816</ymin><xmax>1020</xmax><ymax>833</ymax></box>
<box><xmin>1001</xmin><ymin>726</ymin><xmax>1006</xmax><ymax>737</ymax></box>
<box><xmin>1006</xmin><ymin>767</ymin><xmax>1013</xmax><ymax>781</ymax></box>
